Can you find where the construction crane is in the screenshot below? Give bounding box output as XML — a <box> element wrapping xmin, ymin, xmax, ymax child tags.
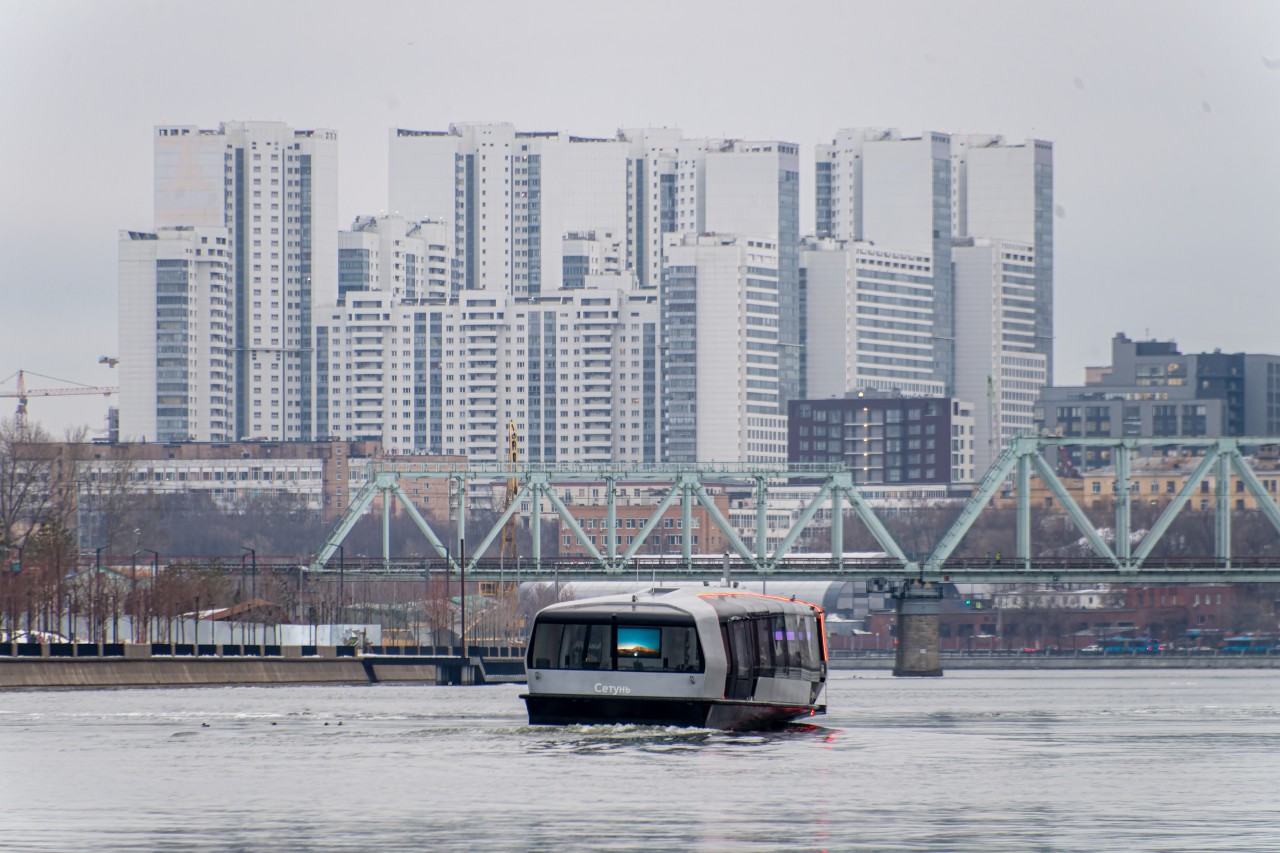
<box><xmin>499</xmin><ymin>419</ymin><xmax>520</xmax><ymax>564</ymax></box>
<box><xmin>0</xmin><ymin>370</ymin><xmax>118</xmax><ymax>437</ymax></box>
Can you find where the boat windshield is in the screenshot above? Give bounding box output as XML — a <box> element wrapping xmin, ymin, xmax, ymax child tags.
<box><xmin>528</xmin><ymin>618</ymin><xmax>704</xmax><ymax>673</ymax></box>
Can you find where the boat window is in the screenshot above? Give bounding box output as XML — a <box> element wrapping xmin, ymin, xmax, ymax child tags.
<box><xmin>720</xmin><ymin>611</ymin><xmax>825</xmax><ymax>684</ymax></box>
<box><xmin>555</xmin><ymin>623</ymin><xmax>610</xmax><ymax>670</ymax></box>
<box><xmin>726</xmin><ymin>619</ymin><xmax>756</xmax><ymax>699</ymax></box>
<box><xmin>529</xmin><ymin>621</ymin><xmax>564</xmax><ymax>669</ymax></box>
<box><xmin>528</xmin><ymin>618</ymin><xmax>703</xmax><ymax>672</ymax></box>
<box><xmin>755</xmin><ymin>617</ymin><xmax>775</xmax><ymax>676</ymax></box>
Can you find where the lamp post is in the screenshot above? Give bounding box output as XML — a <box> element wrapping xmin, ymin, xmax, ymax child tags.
<box><xmin>336</xmin><ymin>544</ymin><xmax>344</xmax><ymax>625</ymax></box>
<box><xmin>2</xmin><ymin>545</ymin><xmax>21</xmax><ymax>640</ymax></box>
<box><xmin>131</xmin><ymin>549</ymin><xmax>158</xmax><ymax>643</ymax></box>
<box><xmin>92</xmin><ymin>546</ymin><xmax>107</xmax><ymax>643</ymax></box>
<box><xmin>459</xmin><ymin>537</ymin><xmax>467</xmax><ymax>657</ymax></box>
<box><xmin>241</xmin><ymin>547</ymin><xmax>256</xmax><ymax>645</ymax></box>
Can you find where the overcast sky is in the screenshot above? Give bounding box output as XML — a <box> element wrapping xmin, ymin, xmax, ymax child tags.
<box><xmin>3</xmin><ymin>0</ymin><xmax>1277</xmax><ymax>437</ymax></box>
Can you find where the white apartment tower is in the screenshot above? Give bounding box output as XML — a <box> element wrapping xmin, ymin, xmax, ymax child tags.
<box><xmin>953</xmin><ymin>238</ymin><xmax>1048</xmax><ymax>473</ymax></box>
<box><xmin>152</xmin><ymin>121</ymin><xmax>338</xmax><ymax>441</ymax></box>
<box><xmin>508</xmin><ymin>288</ymin><xmax>660</xmax><ymax>464</ymax></box>
<box><xmin>316</xmin><ymin>287</ymin><xmax>659</xmax><ymax>462</ymax></box>
<box><xmin>619</xmin><ymin>128</ymin><xmax>682</xmax><ymax>290</ymax></box>
<box><xmin>118</xmin><ymin>226</ymin><xmax>234</xmax><ymax>442</ymax></box>
<box><xmin>953</xmin><ymin>135</ymin><xmax>1055</xmax><ymax>376</ymax></box>
<box><xmin>388</xmin><ymin>124</ymin><xmax>632</xmax><ymax>297</ymax></box>
<box><xmin>801</xmin><ymin>238</ymin><xmax>946</xmax><ymax>399</ymax></box>
<box><xmin>674</xmin><ymin>139</ymin><xmax>803</xmax><ymax>403</ymax></box>
<box><xmin>662</xmin><ymin>234</ymin><xmax>788</xmax><ymax>464</ymax></box>
<box><xmin>815</xmin><ymin>129</ymin><xmax>954</xmax><ymax>392</ymax></box>
<box><xmin>338</xmin><ymin>215</ymin><xmax>451</xmax><ymax>303</ymax></box>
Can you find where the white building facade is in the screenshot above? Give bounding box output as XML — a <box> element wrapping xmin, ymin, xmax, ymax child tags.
<box><xmin>952</xmin><ymin>134</ymin><xmax>1055</xmax><ymax>377</ymax></box>
<box><xmin>152</xmin><ymin>121</ymin><xmax>339</xmax><ymax>441</ymax></box>
<box><xmin>338</xmin><ymin>215</ymin><xmax>450</xmax><ymax>303</ymax></box>
<box><xmin>118</xmin><ymin>226</ymin><xmax>234</xmax><ymax>443</ymax></box>
<box><xmin>953</xmin><ymin>237</ymin><xmax>1048</xmax><ymax>473</ymax></box>
<box><xmin>802</xmin><ymin>237</ymin><xmax>947</xmax><ymax>399</ymax></box>
<box><xmin>815</xmin><ymin>129</ymin><xmax>955</xmax><ymax>392</ymax></box>
<box><xmin>316</xmin><ymin>286</ymin><xmax>660</xmax><ymax>463</ymax></box>
<box><xmin>662</xmin><ymin>234</ymin><xmax>788</xmax><ymax>464</ymax></box>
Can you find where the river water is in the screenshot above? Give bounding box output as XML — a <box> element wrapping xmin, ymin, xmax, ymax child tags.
<box><xmin>1</xmin><ymin>670</ymin><xmax>1277</xmax><ymax>852</ymax></box>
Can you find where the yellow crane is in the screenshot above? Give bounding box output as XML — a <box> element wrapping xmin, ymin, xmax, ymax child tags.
<box><xmin>1</xmin><ymin>370</ymin><xmax>117</xmax><ymax>437</ymax></box>
<box><xmin>500</xmin><ymin>419</ymin><xmax>520</xmax><ymax>564</ymax></box>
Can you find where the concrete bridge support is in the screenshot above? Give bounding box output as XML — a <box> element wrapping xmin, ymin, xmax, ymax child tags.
<box><xmin>893</xmin><ymin>581</ymin><xmax>944</xmax><ymax>677</ymax></box>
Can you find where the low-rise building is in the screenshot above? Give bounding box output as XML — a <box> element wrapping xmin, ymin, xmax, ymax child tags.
<box><xmin>1036</xmin><ymin>332</ymin><xmax>1280</xmax><ymax>469</ymax></box>
<box><xmin>787</xmin><ymin>390</ymin><xmax>977</xmax><ymax>487</ymax></box>
<box><xmin>42</xmin><ymin>439</ymin><xmax>432</xmax><ymax>524</ymax></box>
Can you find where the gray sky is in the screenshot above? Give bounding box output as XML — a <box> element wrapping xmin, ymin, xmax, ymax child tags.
<box><xmin>3</xmin><ymin>0</ymin><xmax>1277</xmax><ymax>436</ymax></box>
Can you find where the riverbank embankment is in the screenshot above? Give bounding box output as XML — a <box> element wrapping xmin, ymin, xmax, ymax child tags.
<box><xmin>0</xmin><ymin>642</ymin><xmax>525</xmax><ymax>689</ymax></box>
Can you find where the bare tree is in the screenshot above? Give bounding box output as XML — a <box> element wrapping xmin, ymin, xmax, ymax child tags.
<box><xmin>0</xmin><ymin>418</ymin><xmax>59</xmax><ymax>551</ymax></box>
<box><xmin>72</xmin><ymin>447</ymin><xmax>144</xmax><ymax>554</ymax></box>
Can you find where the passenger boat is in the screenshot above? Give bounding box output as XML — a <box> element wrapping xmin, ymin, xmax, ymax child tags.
<box><xmin>521</xmin><ymin>585</ymin><xmax>827</xmax><ymax>730</ymax></box>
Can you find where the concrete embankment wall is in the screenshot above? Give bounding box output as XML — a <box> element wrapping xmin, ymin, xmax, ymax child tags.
<box><xmin>0</xmin><ymin>658</ymin><xmax>375</xmax><ymax>689</ymax></box>
<box><xmin>0</xmin><ymin>643</ymin><xmax>525</xmax><ymax>689</ymax></box>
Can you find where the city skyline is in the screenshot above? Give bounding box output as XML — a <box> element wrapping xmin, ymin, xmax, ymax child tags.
<box><xmin>4</xmin><ymin>1</ymin><xmax>1278</xmax><ymax>436</ymax></box>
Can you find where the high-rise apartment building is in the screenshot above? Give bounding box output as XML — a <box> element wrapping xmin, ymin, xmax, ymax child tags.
<box><xmin>815</xmin><ymin>129</ymin><xmax>954</xmax><ymax>391</ymax></box>
<box><xmin>619</xmin><ymin>128</ymin><xmax>681</xmax><ymax>290</ymax></box>
<box><xmin>812</xmin><ymin>129</ymin><xmax>1053</xmax><ymax>472</ymax></box>
<box><xmin>953</xmin><ymin>238</ymin><xmax>1048</xmax><ymax>472</ymax></box>
<box><xmin>801</xmin><ymin>237</ymin><xmax>947</xmax><ymax>399</ymax></box>
<box><xmin>953</xmin><ymin>135</ymin><xmax>1054</xmax><ymax>376</ymax></box>
<box><xmin>151</xmin><ymin>121</ymin><xmax>339</xmax><ymax>441</ymax></box>
<box><xmin>388</xmin><ymin>124</ymin><xmax>632</xmax><ymax>298</ymax></box>
<box><xmin>114</xmin><ymin>119</ymin><xmax>1052</xmax><ymax>479</ymax></box>
<box><xmin>662</xmin><ymin>234</ymin><xmax>788</xmax><ymax>463</ymax></box>
<box><xmin>338</xmin><ymin>215</ymin><xmax>451</xmax><ymax>303</ymax></box>
<box><xmin>316</xmin><ymin>286</ymin><xmax>660</xmax><ymax>463</ymax></box>
<box><xmin>674</xmin><ymin>139</ymin><xmax>803</xmax><ymax>402</ymax></box>
<box><xmin>118</xmin><ymin>227</ymin><xmax>234</xmax><ymax>442</ymax></box>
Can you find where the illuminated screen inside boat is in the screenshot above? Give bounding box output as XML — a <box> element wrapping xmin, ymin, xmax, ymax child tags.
<box><xmin>616</xmin><ymin>626</ymin><xmax>661</xmax><ymax>658</ymax></box>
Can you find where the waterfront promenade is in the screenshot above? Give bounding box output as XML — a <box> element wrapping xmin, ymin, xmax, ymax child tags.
<box><xmin>0</xmin><ymin>642</ymin><xmax>525</xmax><ymax>689</ymax></box>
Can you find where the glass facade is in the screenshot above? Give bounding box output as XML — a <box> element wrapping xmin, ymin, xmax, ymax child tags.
<box><xmin>662</xmin><ymin>263</ymin><xmax>698</xmax><ymax>462</ymax></box>
<box><xmin>298</xmin><ymin>153</ymin><xmax>314</xmax><ymax>440</ymax></box>
<box><xmin>233</xmin><ymin>147</ymin><xmax>247</xmax><ymax>440</ymax></box>
<box><xmin>154</xmin><ymin>259</ymin><xmax>190</xmax><ymax>442</ymax></box>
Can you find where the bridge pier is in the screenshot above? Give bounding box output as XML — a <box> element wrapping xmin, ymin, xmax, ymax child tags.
<box><xmin>893</xmin><ymin>581</ymin><xmax>944</xmax><ymax>677</ymax></box>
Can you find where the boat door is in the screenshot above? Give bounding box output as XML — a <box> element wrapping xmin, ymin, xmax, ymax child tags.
<box><xmin>723</xmin><ymin>618</ymin><xmax>755</xmax><ymax>700</ymax></box>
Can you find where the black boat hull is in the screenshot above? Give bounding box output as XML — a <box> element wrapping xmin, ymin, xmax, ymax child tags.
<box><xmin>522</xmin><ymin>693</ymin><xmax>824</xmax><ymax>731</ymax></box>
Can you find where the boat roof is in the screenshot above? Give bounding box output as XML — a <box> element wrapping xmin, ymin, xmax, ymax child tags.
<box><xmin>535</xmin><ymin>585</ymin><xmax>824</xmax><ymax>621</ymax></box>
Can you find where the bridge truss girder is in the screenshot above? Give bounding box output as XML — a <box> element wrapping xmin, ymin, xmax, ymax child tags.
<box><xmin>922</xmin><ymin>436</ymin><xmax>1280</xmax><ymax>577</ymax></box>
<box><xmin>309</xmin><ymin>462</ymin><xmax>909</xmax><ymax>576</ymax></box>
<box><xmin>309</xmin><ymin>440</ymin><xmax>1280</xmax><ymax>584</ymax></box>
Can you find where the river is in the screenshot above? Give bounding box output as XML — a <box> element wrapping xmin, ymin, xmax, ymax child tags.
<box><xmin>1</xmin><ymin>670</ymin><xmax>1277</xmax><ymax>852</ymax></box>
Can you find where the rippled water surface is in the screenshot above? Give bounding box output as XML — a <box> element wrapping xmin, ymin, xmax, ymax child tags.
<box><xmin>2</xmin><ymin>670</ymin><xmax>1278</xmax><ymax>851</ymax></box>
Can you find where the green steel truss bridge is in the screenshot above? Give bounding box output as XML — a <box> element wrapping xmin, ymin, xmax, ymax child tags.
<box><xmin>310</xmin><ymin>437</ymin><xmax>1280</xmax><ymax>585</ymax></box>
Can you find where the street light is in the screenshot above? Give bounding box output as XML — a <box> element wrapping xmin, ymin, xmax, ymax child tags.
<box><xmin>335</xmin><ymin>544</ymin><xmax>344</xmax><ymax>625</ymax></box>
<box><xmin>92</xmin><ymin>546</ymin><xmax>107</xmax><ymax>643</ymax></box>
<box><xmin>131</xmin><ymin>548</ymin><xmax>158</xmax><ymax>643</ymax></box>
<box><xmin>1</xmin><ymin>545</ymin><xmax>21</xmax><ymax>642</ymax></box>
<box><xmin>241</xmin><ymin>547</ymin><xmax>257</xmax><ymax>644</ymax></box>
